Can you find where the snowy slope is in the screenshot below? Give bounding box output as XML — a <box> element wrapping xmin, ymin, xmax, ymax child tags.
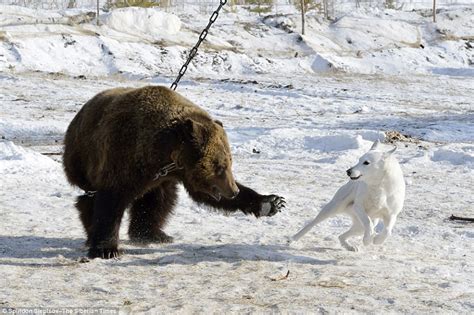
<box><xmin>0</xmin><ymin>5</ymin><xmax>473</xmax><ymax>77</ymax></box>
<box><xmin>0</xmin><ymin>4</ymin><xmax>473</xmax><ymax>314</ymax></box>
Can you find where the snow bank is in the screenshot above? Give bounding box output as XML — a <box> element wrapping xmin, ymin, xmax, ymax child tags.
<box><xmin>431</xmin><ymin>148</ymin><xmax>474</xmax><ymax>167</ymax></box>
<box><xmin>0</xmin><ymin>120</ymin><xmax>65</xmax><ymax>141</ymax></box>
<box><xmin>0</xmin><ymin>141</ymin><xmax>57</xmax><ymax>168</ymax></box>
<box><xmin>304</xmin><ymin>134</ymin><xmax>365</xmax><ymax>152</ymax></box>
<box><xmin>310</xmin><ymin>54</ymin><xmax>333</xmax><ymax>72</ymax></box>
<box><xmin>230</xmin><ymin>128</ymin><xmax>387</xmax><ymax>163</ymax></box>
<box><xmin>102</xmin><ymin>8</ymin><xmax>181</xmax><ymax>39</ymax></box>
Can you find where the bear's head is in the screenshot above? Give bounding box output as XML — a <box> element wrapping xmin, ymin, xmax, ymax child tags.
<box><xmin>174</xmin><ymin>119</ymin><xmax>239</xmax><ymax>201</ymax></box>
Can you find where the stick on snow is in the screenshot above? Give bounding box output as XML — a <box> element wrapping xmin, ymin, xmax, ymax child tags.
<box><xmin>449</xmin><ymin>215</ymin><xmax>474</xmax><ymax>222</ymax></box>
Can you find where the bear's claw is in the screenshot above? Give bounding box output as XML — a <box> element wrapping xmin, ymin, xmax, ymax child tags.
<box><xmin>88</xmin><ymin>247</ymin><xmax>122</xmax><ymax>259</ymax></box>
<box><xmin>259</xmin><ymin>195</ymin><xmax>286</xmax><ymax>217</ymax></box>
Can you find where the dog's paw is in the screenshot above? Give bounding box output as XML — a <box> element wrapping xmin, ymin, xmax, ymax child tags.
<box><xmin>258</xmin><ymin>195</ymin><xmax>285</xmax><ymax>217</ymax></box>
<box><xmin>341</xmin><ymin>242</ymin><xmax>359</xmax><ymax>252</ymax></box>
<box><xmin>339</xmin><ymin>238</ymin><xmax>359</xmax><ymax>252</ymax></box>
<box><xmin>373</xmin><ymin>232</ymin><xmax>388</xmax><ymax>245</ymax></box>
<box><xmin>363</xmin><ymin>231</ymin><xmax>375</xmax><ymax>246</ymax></box>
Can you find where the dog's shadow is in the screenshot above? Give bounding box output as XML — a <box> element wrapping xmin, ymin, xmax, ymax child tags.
<box><xmin>120</xmin><ymin>243</ymin><xmax>337</xmax><ymax>267</ymax></box>
<box><xmin>0</xmin><ymin>235</ymin><xmax>337</xmax><ymax>267</ymax></box>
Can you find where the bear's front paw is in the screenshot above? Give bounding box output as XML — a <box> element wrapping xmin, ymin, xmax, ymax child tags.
<box><xmin>258</xmin><ymin>195</ymin><xmax>285</xmax><ymax>217</ymax></box>
<box><xmin>88</xmin><ymin>247</ymin><xmax>122</xmax><ymax>259</ymax></box>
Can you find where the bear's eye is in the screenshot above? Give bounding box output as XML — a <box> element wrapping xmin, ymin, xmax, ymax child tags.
<box><xmin>215</xmin><ymin>166</ymin><xmax>225</xmax><ymax>177</ymax></box>
<box><xmin>363</xmin><ymin>161</ymin><xmax>370</xmax><ymax>165</ymax></box>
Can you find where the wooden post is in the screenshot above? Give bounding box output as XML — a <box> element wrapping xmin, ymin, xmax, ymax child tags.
<box><xmin>433</xmin><ymin>0</ymin><xmax>436</xmax><ymax>22</ymax></box>
<box><xmin>300</xmin><ymin>0</ymin><xmax>305</xmax><ymax>35</ymax></box>
<box><xmin>96</xmin><ymin>0</ymin><xmax>99</xmax><ymax>26</ymax></box>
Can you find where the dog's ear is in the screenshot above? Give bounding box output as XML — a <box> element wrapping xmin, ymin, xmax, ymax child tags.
<box><xmin>370</xmin><ymin>140</ymin><xmax>381</xmax><ymax>151</ymax></box>
<box><xmin>386</xmin><ymin>146</ymin><xmax>397</xmax><ymax>155</ymax></box>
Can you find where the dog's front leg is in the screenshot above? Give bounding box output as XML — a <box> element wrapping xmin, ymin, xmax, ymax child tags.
<box><xmin>373</xmin><ymin>214</ymin><xmax>398</xmax><ymax>245</ymax></box>
<box><xmin>353</xmin><ymin>204</ymin><xmax>375</xmax><ymax>246</ymax></box>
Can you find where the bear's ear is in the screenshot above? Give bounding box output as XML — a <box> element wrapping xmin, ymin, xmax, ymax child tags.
<box><xmin>214</xmin><ymin>120</ymin><xmax>223</xmax><ymax>127</ymax></box>
<box><xmin>183</xmin><ymin>118</ymin><xmax>208</xmax><ymax>147</ymax></box>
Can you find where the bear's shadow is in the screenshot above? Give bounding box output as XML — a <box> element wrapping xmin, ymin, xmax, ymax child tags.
<box><xmin>0</xmin><ymin>235</ymin><xmax>86</xmax><ymax>267</ymax></box>
<box><xmin>0</xmin><ymin>235</ymin><xmax>336</xmax><ymax>267</ymax></box>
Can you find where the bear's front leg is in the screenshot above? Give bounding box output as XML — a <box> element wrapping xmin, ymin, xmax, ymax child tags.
<box><xmin>88</xmin><ymin>190</ymin><xmax>128</xmax><ymax>259</ymax></box>
<box><xmin>128</xmin><ymin>183</ymin><xmax>178</xmax><ymax>244</ymax></box>
<box><xmin>189</xmin><ymin>182</ymin><xmax>285</xmax><ymax>217</ymax></box>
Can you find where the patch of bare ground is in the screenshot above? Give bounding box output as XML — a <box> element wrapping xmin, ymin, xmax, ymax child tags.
<box><xmin>384</xmin><ymin>130</ymin><xmax>420</xmax><ymax>144</ymax></box>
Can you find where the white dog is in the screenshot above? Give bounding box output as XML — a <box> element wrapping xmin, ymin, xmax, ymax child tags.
<box><xmin>291</xmin><ymin>140</ymin><xmax>405</xmax><ymax>251</ymax></box>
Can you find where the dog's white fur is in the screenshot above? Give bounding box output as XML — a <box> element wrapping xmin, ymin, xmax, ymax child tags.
<box><xmin>291</xmin><ymin>140</ymin><xmax>405</xmax><ymax>251</ymax></box>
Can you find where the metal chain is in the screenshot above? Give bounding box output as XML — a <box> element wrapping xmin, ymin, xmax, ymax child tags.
<box><xmin>153</xmin><ymin>162</ymin><xmax>182</xmax><ymax>181</ymax></box>
<box><xmin>170</xmin><ymin>0</ymin><xmax>228</xmax><ymax>90</ymax></box>
<box><xmin>83</xmin><ymin>162</ymin><xmax>181</xmax><ymax>197</ymax></box>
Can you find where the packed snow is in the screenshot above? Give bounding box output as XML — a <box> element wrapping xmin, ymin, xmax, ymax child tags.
<box><xmin>0</xmin><ymin>3</ymin><xmax>473</xmax><ymax>313</ymax></box>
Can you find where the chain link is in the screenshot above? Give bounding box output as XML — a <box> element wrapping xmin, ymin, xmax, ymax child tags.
<box><xmin>170</xmin><ymin>0</ymin><xmax>228</xmax><ymax>90</ymax></box>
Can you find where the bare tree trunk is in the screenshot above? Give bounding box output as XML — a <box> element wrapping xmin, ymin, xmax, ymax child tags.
<box><xmin>96</xmin><ymin>0</ymin><xmax>100</xmax><ymax>26</ymax></box>
<box><xmin>67</xmin><ymin>0</ymin><xmax>76</xmax><ymax>8</ymax></box>
<box><xmin>433</xmin><ymin>0</ymin><xmax>436</xmax><ymax>22</ymax></box>
<box><xmin>300</xmin><ymin>0</ymin><xmax>305</xmax><ymax>35</ymax></box>
<box><xmin>323</xmin><ymin>0</ymin><xmax>329</xmax><ymax>19</ymax></box>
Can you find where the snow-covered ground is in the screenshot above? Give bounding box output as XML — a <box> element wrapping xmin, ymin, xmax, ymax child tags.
<box><xmin>1</xmin><ymin>4</ymin><xmax>473</xmax><ymax>313</ymax></box>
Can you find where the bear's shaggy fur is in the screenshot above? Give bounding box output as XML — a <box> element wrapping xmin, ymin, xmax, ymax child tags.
<box><xmin>63</xmin><ymin>86</ymin><xmax>285</xmax><ymax>259</ymax></box>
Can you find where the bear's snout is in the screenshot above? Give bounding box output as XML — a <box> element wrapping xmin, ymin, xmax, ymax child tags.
<box><xmin>218</xmin><ymin>182</ymin><xmax>239</xmax><ymax>200</ymax></box>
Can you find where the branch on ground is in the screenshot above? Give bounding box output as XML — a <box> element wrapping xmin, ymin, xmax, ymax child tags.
<box><xmin>449</xmin><ymin>215</ymin><xmax>474</xmax><ymax>222</ymax></box>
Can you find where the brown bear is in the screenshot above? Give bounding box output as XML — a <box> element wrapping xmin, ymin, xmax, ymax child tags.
<box><xmin>63</xmin><ymin>85</ymin><xmax>285</xmax><ymax>259</ymax></box>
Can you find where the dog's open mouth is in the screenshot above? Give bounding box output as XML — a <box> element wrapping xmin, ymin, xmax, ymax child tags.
<box><xmin>350</xmin><ymin>175</ymin><xmax>362</xmax><ymax>180</ymax></box>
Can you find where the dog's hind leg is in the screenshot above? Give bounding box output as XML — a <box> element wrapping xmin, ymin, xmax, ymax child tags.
<box><xmin>373</xmin><ymin>214</ymin><xmax>397</xmax><ymax>245</ymax></box>
<box><xmin>339</xmin><ymin>216</ymin><xmax>364</xmax><ymax>252</ymax></box>
<box><xmin>291</xmin><ymin>185</ymin><xmax>353</xmax><ymax>243</ymax></box>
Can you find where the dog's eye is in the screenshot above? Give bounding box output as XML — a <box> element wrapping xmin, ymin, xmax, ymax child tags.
<box><xmin>363</xmin><ymin>161</ymin><xmax>370</xmax><ymax>165</ymax></box>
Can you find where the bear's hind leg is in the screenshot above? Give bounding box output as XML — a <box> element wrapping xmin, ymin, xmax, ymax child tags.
<box><xmin>76</xmin><ymin>194</ymin><xmax>95</xmax><ymax>246</ymax></box>
<box><xmin>88</xmin><ymin>190</ymin><xmax>129</xmax><ymax>259</ymax></box>
<box><xmin>128</xmin><ymin>182</ymin><xmax>177</xmax><ymax>244</ymax></box>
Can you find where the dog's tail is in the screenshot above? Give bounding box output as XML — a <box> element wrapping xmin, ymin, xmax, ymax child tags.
<box><xmin>290</xmin><ymin>182</ymin><xmax>353</xmax><ymax>243</ymax></box>
<box><xmin>291</xmin><ymin>205</ymin><xmax>334</xmax><ymax>243</ymax></box>
<box><xmin>291</xmin><ymin>217</ymin><xmax>319</xmax><ymax>242</ymax></box>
